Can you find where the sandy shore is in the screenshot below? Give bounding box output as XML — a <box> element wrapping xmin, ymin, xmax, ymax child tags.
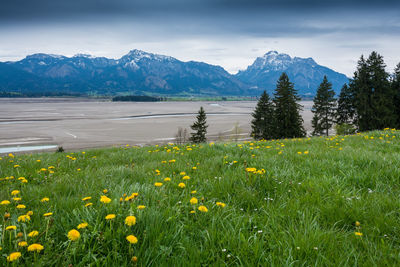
<box><xmin>0</xmin><ymin>98</ymin><xmax>313</xmax><ymax>153</ymax></box>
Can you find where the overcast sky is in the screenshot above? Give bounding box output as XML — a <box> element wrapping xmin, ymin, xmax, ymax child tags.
<box><xmin>0</xmin><ymin>0</ymin><xmax>399</xmax><ymax>76</ymax></box>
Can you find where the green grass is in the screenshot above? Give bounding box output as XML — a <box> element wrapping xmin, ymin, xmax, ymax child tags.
<box><xmin>1</xmin><ymin>129</ymin><xmax>400</xmax><ymax>266</ymax></box>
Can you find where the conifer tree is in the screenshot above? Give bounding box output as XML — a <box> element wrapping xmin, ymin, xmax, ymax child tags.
<box><xmin>311</xmin><ymin>76</ymin><xmax>336</xmax><ymax>136</ymax></box>
<box><xmin>393</xmin><ymin>63</ymin><xmax>400</xmax><ymax>128</ymax></box>
<box><xmin>351</xmin><ymin>52</ymin><xmax>396</xmax><ymax>131</ymax></box>
<box><xmin>251</xmin><ymin>90</ymin><xmax>275</xmax><ymax>140</ymax></box>
<box><xmin>336</xmin><ymin>83</ymin><xmax>355</xmax><ymax>124</ymax></box>
<box><xmin>189</xmin><ymin>106</ymin><xmax>208</xmax><ymax>143</ymax></box>
<box><xmin>273</xmin><ymin>73</ymin><xmax>305</xmax><ymax>138</ymax></box>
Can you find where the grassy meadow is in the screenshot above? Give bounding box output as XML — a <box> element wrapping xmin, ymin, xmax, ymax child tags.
<box><xmin>1</xmin><ymin>129</ymin><xmax>400</xmax><ymax>266</ymax></box>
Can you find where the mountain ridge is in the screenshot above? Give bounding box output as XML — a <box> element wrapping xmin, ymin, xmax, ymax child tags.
<box><xmin>0</xmin><ymin>50</ymin><xmax>349</xmax><ymax>96</ymax></box>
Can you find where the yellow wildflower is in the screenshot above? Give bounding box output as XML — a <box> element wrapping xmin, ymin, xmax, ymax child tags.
<box><xmin>18</xmin><ymin>215</ymin><xmax>30</xmax><ymax>222</ymax></box>
<box><xmin>178</xmin><ymin>183</ymin><xmax>185</xmax><ymax>188</ymax></box>
<box><xmin>77</xmin><ymin>222</ymin><xmax>88</xmax><ymax>229</ymax></box>
<box><xmin>132</xmin><ymin>256</ymin><xmax>138</xmax><ymax>262</ymax></box>
<box><xmin>28</xmin><ymin>243</ymin><xmax>44</xmax><ymax>252</ymax></box>
<box><xmin>355</xmin><ymin>221</ymin><xmax>361</xmax><ymax>227</ymax></box>
<box><xmin>85</xmin><ymin>202</ymin><xmax>93</xmax><ymax>207</ymax></box>
<box><xmin>216</xmin><ymin>202</ymin><xmax>226</xmax><ymax>208</ymax></box>
<box><xmin>105</xmin><ymin>214</ymin><xmax>116</xmax><ymax>220</ymax></box>
<box><xmin>182</xmin><ymin>175</ymin><xmax>190</xmax><ymax>180</ymax></box>
<box><xmin>103</xmin><ymin>189</ymin><xmax>108</xmax><ymax>194</ymax></box>
<box><xmin>7</xmin><ymin>252</ymin><xmax>21</xmax><ymax>262</ymax></box>
<box><xmin>13</xmin><ymin>197</ymin><xmax>21</xmax><ymax>201</ymax></box>
<box><xmin>28</xmin><ymin>231</ymin><xmax>39</xmax><ymax>237</ymax></box>
<box><xmin>126</xmin><ymin>235</ymin><xmax>138</xmax><ymax>244</ymax></box>
<box><xmin>67</xmin><ymin>229</ymin><xmax>81</xmax><ymax>241</ymax></box>
<box><xmin>154</xmin><ymin>182</ymin><xmax>163</xmax><ymax>187</ymax></box>
<box><xmin>355</xmin><ymin>232</ymin><xmax>363</xmax><ymax>236</ymax></box>
<box><xmin>198</xmin><ymin>206</ymin><xmax>208</xmax><ymax>212</ymax></box>
<box><xmin>137</xmin><ymin>205</ymin><xmax>146</xmax><ymax>210</ymax></box>
<box><xmin>191</xmin><ymin>191</ymin><xmax>197</xmax><ymax>194</ymax></box>
<box><xmin>125</xmin><ymin>215</ymin><xmax>136</xmax><ymax>226</ymax></box>
<box><xmin>190</xmin><ymin>197</ymin><xmax>198</xmax><ymax>204</ymax></box>
<box><xmin>180</xmin><ymin>172</ymin><xmax>186</xmax><ymax>175</ymax></box>
<box><xmin>1</xmin><ymin>200</ymin><xmax>11</xmax><ymax>205</ymax></box>
<box><xmin>41</xmin><ymin>197</ymin><xmax>49</xmax><ymax>202</ymax></box>
<box><xmin>100</xmin><ymin>195</ymin><xmax>111</xmax><ymax>204</ymax></box>
<box><xmin>43</xmin><ymin>212</ymin><xmax>53</xmax><ymax>217</ymax></box>
<box><xmin>26</xmin><ymin>211</ymin><xmax>33</xmax><ymax>216</ymax></box>
<box><xmin>18</xmin><ymin>241</ymin><xmax>28</xmax><ymax>247</ymax></box>
<box><xmin>17</xmin><ymin>232</ymin><xmax>23</xmax><ymax>237</ymax></box>
<box><xmin>11</xmin><ymin>190</ymin><xmax>20</xmax><ymax>196</ymax></box>
<box><xmin>6</xmin><ymin>225</ymin><xmax>17</xmax><ymax>230</ymax></box>
<box><xmin>82</xmin><ymin>196</ymin><xmax>91</xmax><ymax>201</ymax></box>
<box><xmin>164</xmin><ymin>177</ymin><xmax>171</xmax><ymax>182</ymax></box>
<box><xmin>16</xmin><ymin>204</ymin><xmax>26</xmax><ymax>209</ymax></box>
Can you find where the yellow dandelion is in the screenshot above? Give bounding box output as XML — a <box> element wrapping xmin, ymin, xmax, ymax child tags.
<box><xmin>13</xmin><ymin>197</ymin><xmax>21</xmax><ymax>201</ymax></box>
<box><xmin>182</xmin><ymin>175</ymin><xmax>190</xmax><ymax>180</ymax></box>
<box><xmin>18</xmin><ymin>215</ymin><xmax>30</xmax><ymax>222</ymax></box>
<box><xmin>100</xmin><ymin>195</ymin><xmax>111</xmax><ymax>204</ymax></box>
<box><xmin>82</xmin><ymin>196</ymin><xmax>91</xmax><ymax>201</ymax></box>
<box><xmin>190</xmin><ymin>210</ymin><xmax>196</xmax><ymax>214</ymax></box>
<box><xmin>103</xmin><ymin>189</ymin><xmax>108</xmax><ymax>194</ymax></box>
<box><xmin>1</xmin><ymin>200</ymin><xmax>11</xmax><ymax>205</ymax></box>
<box><xmin>198</xmin><ymin>205</ymin><xmax>208</xmax><ymax>212</ymax></box>
<box><xmin>85</xmin><ymin>202</ymin><xmax>93</xmax><ymax>207</ymax></box>
<box><xmin>27</xmin><ymin>243</ymin><xmax>44</xmax><ymax>252</ymax></box>
<box><xmin>137</xmin><ymin>205</ymin><xmax>146</xmax><ymax>210</ymax></box>
<box><xmin>17</xmin><ymin>204</ymin><xmax>26</xmax><ymax>209</ymax></box>
<box><xmin>126</xmin><ymin>235</ymin><xmax>138</xmax><ymax>244</ymax></box>
<box><xmin>41</xmin><ymin>197</ymin><xmax>49</xmax><ymax>202</ymax></box>
<box><xmin>178</xmin><ymin>183</ymin><xmax>185</xmax><ymax>188</ymax></box>
<box><xmin>164</xmin><ymin>177</ymin><xmax>171</xmax><ymax>182</ymax></box>
<box><xmin>190</xmin><ymin>197</ymin><xmax>198</xmax><ymax>204</ymax></box>
<box><xmin>11</xmin><ymin>190</ymin><xmax>20</xmax><ymax>196</ymax></box>
<box><xmin>355</xmin><ymin>232</ymin><xmax>363</xmax><ymax>236</ymax></box>
<box><xmin>132</xmin><ymin>256</ymin><xmax>138</xmax><ymax>262</ymax></box>
<box><xmin>43</xmin><ymin>212</ymin><xmax>53</xmax><ymax>217</ymax></box>
<box><xmin>191</xmin><ymin>191</ymin><xmax>197</xmax><ymax>194</ymax></box>
<box><xmin>28</xmin><ymin>231</ymin><xmax>39</xmax><ymax>237</ymax></box>
<box><xmin>67</xmin><ymin>229</ymin><xmax>81</xmax><ymax>241</ymax></box>
<box><xmin>216</xmin><ymin>202</ymin><xmax>226</xmax><ymax>208</ymax></box>
<box><xmin>125</xmin><ymin>215</ymin><xmax>136</xmax><ymax>226</ymax></box>
<box><xmin>77</xmin><ymin>222</ymin><xmax>88</xmax><ymax>229</ymax></box>
<box><xmin>355</xmin><ymin>221</ymin><xmax>361</xmax><ymax>227</ymax></box>
<box><xmin>6</xmin><ymin>225</ymin><xmax>17</xmax><ymax>230</ymax></box>
<box><xmin>105</xmin><ymin>214</ymin><xmax>116</xmax><ymax>220</ymax></box>
<box><xmin>18</xmin><ymin>241</ymin><xmax>28</xmax><ymax>247</ymax></box>
<box><xmin>154</xmin><ymin>182</ymin><xmax>163</xmax><ymax>187</ymax></box>
<box><xmin>7</xmin><ymin>252</ymin><xmax>21</xmax><ymax>262</ymax></box>
<box><xmin>26</xmin><ymin>210</ymin><xmax>33</xmax><ymax>216</ymax></box>
<box><xmin>180</xmin><ymin>171</ymin><xmax>186</xmax><ymax>175</ymax></box>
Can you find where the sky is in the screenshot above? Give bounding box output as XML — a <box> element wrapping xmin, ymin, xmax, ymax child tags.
<box><xmin>0</xmin><ymin>0</ymin><xmax>399</xmax><ymax>77</ymax></box>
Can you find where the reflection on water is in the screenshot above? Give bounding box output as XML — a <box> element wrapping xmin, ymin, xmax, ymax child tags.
<box><xmin>0</xmin><ymin>145</ymin><xmax>58</xmax><ymax>154</ymax></box>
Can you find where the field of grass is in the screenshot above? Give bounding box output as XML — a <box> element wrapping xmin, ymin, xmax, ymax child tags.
<box><xmin>1</xmin><ymin>129</ymin><xmax>400</xmax><ymax>266</ymax></box>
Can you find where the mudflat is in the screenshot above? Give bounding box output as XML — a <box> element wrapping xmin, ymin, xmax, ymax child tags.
<box><xmin>0</xmin><ymin>98</ymin><xmax>313</xmax><ymax>152</ymax></box>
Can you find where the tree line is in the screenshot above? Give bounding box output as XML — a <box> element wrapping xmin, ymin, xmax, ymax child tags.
<box><xmin>251</xmin><ymin>51</ymin><xmax>400</xmax><ymax>139</ymax></box>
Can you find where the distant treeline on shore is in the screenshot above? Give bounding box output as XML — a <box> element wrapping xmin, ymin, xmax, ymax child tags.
<box><xmin>0</xmin><ymin>91</ymin><xmax>83</xmax><ymax>97</ymax></box>
<box><xmin>112</xmin><ymin>95</ymin><xmax>166</xmax><ymax>102</ymax></box>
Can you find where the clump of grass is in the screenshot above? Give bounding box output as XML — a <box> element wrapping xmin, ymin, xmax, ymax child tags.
<box><xmin>0</xmin><ymin>129</ymin><xmax>399</xmax><ymax>266</ymax></box>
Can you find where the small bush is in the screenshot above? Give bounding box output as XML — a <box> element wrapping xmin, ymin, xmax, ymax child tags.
<box><xmin>335</xmin><ymin>123</ymin><xmax>356</xmax><ymax>135</ymax></box>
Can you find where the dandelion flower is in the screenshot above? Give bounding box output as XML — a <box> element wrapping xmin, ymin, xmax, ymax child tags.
<box><xmin>13</xmin><ymin>197</ymin><xmax>21</xmax><ymax>201</ymax></box>
<box><xmin>198</xmin><ymin>206</ymin><xmax>208</xmax><ymax>212</ymax></box>
<box><xmin>6</xmin><ymin>225</ymin><xmax>17</xmax><ymax>230</ymax></box>
<box><xmin>178</xmin><ymin>183</ymin><xmax>185</xmax><ymax>188</ymax></box>
<box><xmin>164</xmin><ymin>177</ymin><xmax>171</xmax><ymax>182</ymax></box>
<box><xmin>190</xmin><ymin>197</ymin><xmax>198</xmax><ymax>204</ymax></box>
<box><xmin>180</xmin><ymin>172</ymin><xmax>186</xmax><ymax>176</ymax></box>
<box><xmin>355</xmin><ymin>232</ymin><xmax>363</xmax><ymax>236</ymax></box>
<box><xmin>28</xmin><ymin>231</ymin><xmax>39</xmax><ymax>237</ymax></box>
<box><xmin>125</xmin><ymin>215</ymin><xmax>136</xmax><ymax>226</ymax></box>
<box><xmin>190</xmin><ymin>210</ymin><xmax>196</xmax><ymax>214</ymax></box>
<box><xmin>18</xmin><ymin>241</ymin><xmax>28</xmax><ymax>247</ymax></box>
<box><xmin>85</xmin><ymin>202</ymin><xmax>93</xmax><ymax>207</ymax></box>
<box><xmin>137</xmin><ymin>205</ymin><xmax>146</xmax><ymax>210</ymax></box>
<box><xmin>191</xmin><ymin>191</ymin><xmax>197</xmax><ymax>194</ymax></box>
<box><xmin>26</xmin><ymin>211</ymin><xmax>33</xmax><ymax>216</ymax></box>
<box><xmin>11</xmin><ymin>190</ymin><xmax>20</xmax><ymax>196</ymax></box>
<box><xmin>28</xmin><ymin>243</ymin><xmax>44</xmax><ymax>252</ymax></box>
<box><xmin>17</xmin><ymin>204</ymin><xmax>26</xmax><ymax>209</ymax></box>
<box><xmin>182</xmin><ymin>175</ymin><xmax>190</xmax><ymax>180</ymax></box>
<box><xmin>7</xmin><ymin>252</ymin><xmax>21</xmax><ymax>262</ymax></box>
<box><xmin>216</xmin><ymin>202</ymin><xmax>226</xmax><ymax>208</ymax></box>
<box><xmin>77</xmin><ymin>222</ymin><xmax>88</xmax><ymax>229</ymax></box>
<box><xmin>43</xmin><ymin>212</ymin><xmax>53</xmax><ymax>217</ymax></box>
<box><xmin>17</xmin><ymin>232</ymin><xmax>23</xmax><ymax>238</ymax></box>
<box><xmin>132</xmin><ymin>256</ymin><xmax>138</xmax><ymax>262</ymax></box>
<box><xmin>355</xmin><ymin>221</ymin><xmax>361</xmax><ymax>227</ymax></box>
<box><xmin>100</xmin><ymin>195</ymin><xmax>111</xmax><ymax>204</ymax></box>
<box><xmin>18</xmin><ymin>215</ymin><xmax>30</xmax><ymax>222</ymax></box>
<box><xmin>105</xmin><ymin>214</ymin><xmax>116</xmax><ymax>220</ymax></box>
<box><xmin>1</xmin><ymin>200</ymin><xmax>11</xmax><ymax>205</ymax></box>
<box><xmin>126</xmin><ymin>235</ymin><xmax>138</xmax><ymax>244</ymax></box>
<box><xmin>103</xmin><ymin>189</ymin><xmax>108</xmax><ymax>194</ymax></box>
<box><xmin>67</xmin><ymin>229</ymin><xmax>80</xmax><ymax>241</ymax></box>
<box><xmin>154</xmin><ymin>182</ymin><xmax>163</xmax><ymax>187</ymax></box>
<box><xmin>41</xmin><ymin>197</ymin><xmax>49</xmax><ymax>202</ymax></box>
<box><xmin>82</xmin><ymin>196</ymin><xmax>91</xmax><ymax>201</ymax></box>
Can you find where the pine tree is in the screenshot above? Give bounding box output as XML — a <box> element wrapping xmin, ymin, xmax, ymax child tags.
<box><xmin>251</xmin><ymin>90</ymin><xmax>275</xmax><ymax>140</ymax></box>
<box><xmin>393</xmin><ymin>63</ymin><xmax>400</xmax><ymax>128</ymax></box>
<box><xmin>351</xmin><ymin>52</ymin><xmax>396</xmax><ymax>131</ymax></box>
<box><xmin>189</xmin><ymin>106</ymin><xmax>208</xmax><ymax>143</ymax></box>
<box><xmin>336</xmin><ymin>83</ymin><xmax>355</xmax><ymax>124</ymax></box>
<box><xmin>311</xmin><ymin>76</ymin><xmax>336</xmax><ymax>136</ymax></box>
<box><xmin>273</xmin><ymin>73</ymin><xmax>305</xmax><ymax>138</ymax></box>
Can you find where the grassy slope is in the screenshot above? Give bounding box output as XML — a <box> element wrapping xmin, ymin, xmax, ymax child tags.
<box><xmin>1</xmin><ymin>130</ymin><xmax>400</xmax><ymax>266</ymax></box>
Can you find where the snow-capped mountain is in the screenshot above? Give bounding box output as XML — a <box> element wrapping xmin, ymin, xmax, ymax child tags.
<box><xmin>236</xmin><ymin>51</ymin><xmax>349</xmax><ymax>94</ymax></box>
<box><xmin>0</xmin><ymin>49</ymin><xmax>348</xmax><ymax>96</ymax></box>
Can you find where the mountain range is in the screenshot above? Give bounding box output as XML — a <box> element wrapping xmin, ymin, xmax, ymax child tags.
<box><xmin>0</xmin><ymin>50</ymin><xmax>349</xmax><ymax>96</ymax></box>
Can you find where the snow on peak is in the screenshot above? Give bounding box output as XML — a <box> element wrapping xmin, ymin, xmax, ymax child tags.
<box><xmin>125</xmin><ymin>49</ymin><xmax>174</xmax><ymax>62</ymax></box>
